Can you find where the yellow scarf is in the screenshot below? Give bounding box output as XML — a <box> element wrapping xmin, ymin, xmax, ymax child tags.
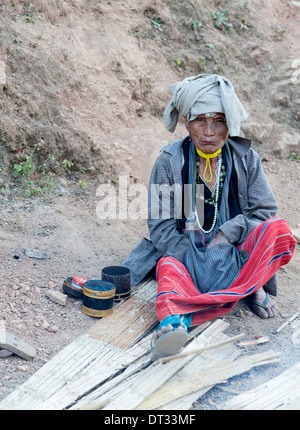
<box><xmin>196</xmin><ymin>148</ymin><xmax>222</xmax><ymax>183</ymax></box>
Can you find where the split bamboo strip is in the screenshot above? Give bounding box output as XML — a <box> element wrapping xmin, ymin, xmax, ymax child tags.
<box><xmin>0</xmin><ymin>335</ymin><xmax>112</xmax><ymax>410</ymax></box>
<box><xmin>157</xmin><ymin>335</ymin><xmax>241</xmax><ymax>410</ymax></box>
<box><xmin>86</xmin><ymin>279</ymin><xmax>157</xmax><ymax>349</ymax></box>
<box><xmin>277</xmin><ymin>397</ymin><xmax>300</xmax><ymax>410</ymax></box>
<box><xmin>238</xmin><ymin>336</ymin><xmax>269</xmax><ymax>347</ymax></box>
<box><xmin>187</xmin><ymin>321</ymin><xmax>211</xmax><ymax>340</ymax></box>
<box><xmin>70</xmin><ymin>319</ymin><xmax>231</xmax><ymax>410</ymax></box>
<box><xmin>275</xmin><ymin>312</ymin><xmax>299</xmax><ymax>334</ymax></box>
<box><xmin>0</xmin><ymin>281</ymin><xmax>158</xmax><ymax>410</ymax></box>
<box><xmin>68</xmin><ymin>334</ymin><xmax>153</xmax><ymax>410</ymax></box>
<box><xmin>101</xmin><ymin>320</ymin><xmax>235</xmax><ymax>410</ymax></box>
<box><xmin>134</xmin><ymin>279</ymin><xmax>157</xmax><ymax>302</ymax></box>
<box><xmin>70</xmin><ymin>351</ymin><xmax>151</xmax><ymax>410</ymax></box>
<box><xmin>73</xmin><ymin>358</ymin><xmax>151</xmax><ymax>410</ymax></box>
<box><xmin>77</xmin><ymin>400</ymin><xmax>110</xmax><ymax>410</ymax></box>
<box><xmin>33</xmin><ymin>335</ymin><xmax>149</xmax><ymax>410</ymax></box>
<box><xmin>136</xmin><ymin>350</ymin><xmax>280</xmax><ymax>410</ymax></box>
<box><xmin>220</xmin><ymin>361</ymin><xmax>300</xmax><ymax>410</ymax></box>
<box><xmin>157</xmin><ymin>332</ymin><xmax>245</xmax><ymax>364</ymax></box>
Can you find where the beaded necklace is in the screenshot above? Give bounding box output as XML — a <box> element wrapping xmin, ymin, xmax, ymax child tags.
<box><xmin>195</xmin><ymin>153</ymin><xmax>225</xmax><ymax>233</ymax></box>
<box><xmin>196</xmin><ymin>156</ymin><xmax>226</xmax><ymax>205</ymax></box>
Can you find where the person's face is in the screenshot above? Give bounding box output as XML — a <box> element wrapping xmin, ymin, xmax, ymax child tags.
<box><xmin>185</xmin><ymin>113</ymin><xmax>229</xmax><ymax>154</ymax></box>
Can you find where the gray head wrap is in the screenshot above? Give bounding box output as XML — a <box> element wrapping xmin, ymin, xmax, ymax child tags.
<box><xmin>163</xmin><ymin>74</ymin><xmax>248</xmax><ymax>136</ymax></box>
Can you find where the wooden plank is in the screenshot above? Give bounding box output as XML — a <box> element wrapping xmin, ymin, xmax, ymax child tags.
<box><xmin>86</xmin><ymin>279</ymin><xmax>157</xmax><ymax>349</ymax></box>
<box><xmin>1</xmin><ymin>271</ymin><xmax>282</xmax><ymax>412</ymax></box>
<box><xmin>136</xmin><ymin>350</ymin><xmax>281</xmax><ymax>410</ymax></box>
<box><xmin>238</xmin><ymin>336</ymin><xmax>269</xmax><ymax>347</ymax></box>
<box><xmin>70</xmin><ymin>336</ymin><xmax>153</xmax><ymax>410</ymax></box>
<box><xmin>277</xmin><ymin>397</ymin><xmax>300</xmax><ymax>410</ymax></box>
<box><xmin>0</xmin><ymin>326</ymin><xmax>36</xmax><ymax>360</ymax></box>
<box><xmin>275</xmin><ymin>312</ymin><xmax>299</xmax><ymax>334</ymax></box>
<box><xmin>157</xmin><ymin>332</ymin><xmax>245</xmax><ymax>364</ymax></box>
<box><xmin>155</xmin><ymin>333</ymin><xmax>241</xmax><ymax>410</ymax></box>
<box><xmin>0</xmin><ymin>334</ymin><xmax>150</xmax><ymax>410</ymax></box>
<box><xmin>85</xmin><ymin>320</ymin><xmax>236</xmax><ymax>410</ymax></box>
<box><xmin>0</xmin><ymin>280</ymin><xmax>158</xmax><ymax>410</ymax></box>
<box><xmin>69</xmin><ymin>320</ymin><xmax>231</xmax><ymax>410</ymax></box>
<box><xmin>220</xmin><ymin>361</ymin><xmax>300</xmax><ymax>410</ymax></box>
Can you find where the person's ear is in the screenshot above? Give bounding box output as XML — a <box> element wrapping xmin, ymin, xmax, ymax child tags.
<box><xmin>184</xmin><ymin>117</ymin><xmax>190</xmax><ymax>133</ymax></box>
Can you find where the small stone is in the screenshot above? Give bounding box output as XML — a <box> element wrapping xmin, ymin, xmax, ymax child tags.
<box><xmin>42</xmin><ymin>320</ymin><xmax>50</xmax><ymax>330</ymax></box>
<box><xmin>235</xmin><ymin>309</ymin><xmax>248</xmax><ymax>318</ymax></box>
<box><xmin>24</xmin><ymin>249</ymin><xmax>47</xmax><ymax>259</ymax></box>
<box><xmin>45</xmin><ymin>290</ymin><xmax>68</xmax><ymax>306</ymax></box>
<box><xmin>47</xmin><ymin>325</ymin><xmax>59</xmax><ymax>333</ymax></box>
<box><xmin>17</xmin><ymin>365</ymin><xmax>29</xmax><ymax>372</ymax></box>
<box><xmin>48</xmin><ymin>281</ymin><xmax>56</xmax><ymax>289</ymax></box>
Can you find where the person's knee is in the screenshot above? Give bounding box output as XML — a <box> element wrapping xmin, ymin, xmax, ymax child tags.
<box><xmin>264</xmin><ymin>217</ymin><xmax>290</xmax><ymax>235</ymax></box>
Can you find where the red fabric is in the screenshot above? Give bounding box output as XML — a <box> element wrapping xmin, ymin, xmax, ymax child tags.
<box><xmin>156</xmin><ymin>218</ymin><xmax>296</xmax><ymax>325</ymax></box>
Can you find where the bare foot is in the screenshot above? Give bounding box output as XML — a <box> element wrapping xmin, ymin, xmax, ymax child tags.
<box><xmin>249</xmin><ymin>288</ymin><xmax>277</xmax><ymax>319</ymax></box>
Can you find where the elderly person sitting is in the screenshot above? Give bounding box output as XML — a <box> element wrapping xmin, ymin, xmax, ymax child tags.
<box><xmin>122</xmin><ymin>74</ymin><xmax>296</xmax><ymax>361</ymax></box>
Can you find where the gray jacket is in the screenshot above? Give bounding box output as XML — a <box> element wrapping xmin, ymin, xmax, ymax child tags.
<box><xmin>122</xmin><ymin>136</ymin><xmax>278</xmax><ymax>290</ymax></box>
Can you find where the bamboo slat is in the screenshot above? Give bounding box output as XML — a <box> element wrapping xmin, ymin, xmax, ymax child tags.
<box><xmin>220</xmin><ymin>361</ymin><xmax>300</xmax><ymax>410</ymax></box>
<box><xmin>0</xmin><ymin>280</ymin><xmax>158</xmax><ymax>410</ymax></box>
<box><xmin>86</xmin><ymin>279</ymin><xmax>157</xmax><ymax>349</ymax></box>
<box><xmin>137</xmin><ymin>350</ymin><xmax>281</xmax><ymax>410</ymax></box>
<box><xmin>155</xmin><ymin>334</ymin><xmax>241</xmax><ymax>410</ymax></box>
<box><xmin>0</xmin><ymin>273</ymin><xmax>286</xmax><ymax>411</ymax></box>
<box><xmin>277</xmin><ymin>397</ymin><xmax>300</xmax><ymax>410</ymax></box>
<box><xmin>90</xmin><ymin>320</ymin><xmax>239</xmax><ymax>410</ymax></box>
<box><xmin>0</xmin><ymin>334</ymin><xmax>150</xmax><ymax>410</ymax></box>
<box><xmin>156</xmin><ymin>332</ymin><xmax>245</xmax><ymax>364</ymax></box>
<box><xmin>275</xmin><ymin>312</ymin><xmax>299</xmax><ymax>334</ymax></box>
<box><xmin>70</xmin><ymin>320</ymin><xmax>231</xmax><ymax>410</ymax></box>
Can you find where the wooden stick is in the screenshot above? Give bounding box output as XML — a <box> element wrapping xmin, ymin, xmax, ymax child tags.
<box><xmin>76</xmin><ymin>400</ymin><xmax>109</xmax><ymax>410</ymax></box>
<box><xmin>238</xmin><ymin>336</ymin><xmax>269</xmax><ymax>347</ymax></box>
<box><xmin>275</xmin><ymin>312</ymin><xmax>299</xmax><ymax>334</ymax></box>
<box><xmin>157</xmin><ymin>332</ymin><xmax>245</xmax><ymax>364</ymax></box>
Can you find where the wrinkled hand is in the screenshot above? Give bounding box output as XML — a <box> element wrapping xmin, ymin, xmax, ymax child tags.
<box><xmin>207</xmin><ymin>231</ymin><xmax>230</xmax><ymax>249</ymax></box>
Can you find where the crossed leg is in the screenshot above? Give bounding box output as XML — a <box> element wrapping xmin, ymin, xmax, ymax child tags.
<box><xmin>151</xmin><ymin>218</ymin><xmax>296</xmax><ymax>359</ymax></box>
